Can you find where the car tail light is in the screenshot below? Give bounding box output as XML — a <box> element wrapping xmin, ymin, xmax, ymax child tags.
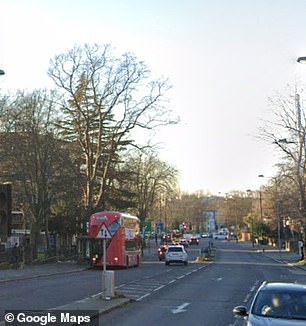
<box><xmin>92</xmin><ymin>257</ymin><xmax>97</xmax><ymax>263</ymax></box>
<box><xmin>114</xmin><ymin>257</ymin><xmax>118</xmax><ymax>262</ymax></box>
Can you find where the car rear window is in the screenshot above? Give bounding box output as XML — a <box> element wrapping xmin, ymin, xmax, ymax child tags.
<box><xmin>168</xmin><ymin>247</ymin><xmax>183</xmax><ymax>252</ymax></box>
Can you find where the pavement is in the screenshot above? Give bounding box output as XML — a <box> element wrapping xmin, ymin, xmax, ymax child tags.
<box><xmin>1</xmin><ymin>241</ymin><xmax>305</xmax><ymax>325</ymax></box>
<box><xmin>0</xmin><ymin>261</ymin><xmax>87</xmax><ymax>283</ymax></box>
<box><xmin>237</xmin><ymin>240</ymin><xmax>306</xmax><ymax>270</ymax></box>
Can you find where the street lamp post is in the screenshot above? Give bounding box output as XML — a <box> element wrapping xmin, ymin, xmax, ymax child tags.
<box><xmin>297</xmin><ymin>56</ymin><xmax>306</xmax><ymax>261</ymax></box>
<box><xmin>297</xmin><ymin>57</ymin><xmax>306</xmax><ymax>64</ymax></box>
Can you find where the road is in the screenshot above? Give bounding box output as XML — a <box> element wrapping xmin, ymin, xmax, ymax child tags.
<box><xmin>1</xmin><ymin>239</ymin><xmax>306</xmax><ymax>326</ymax></box>
<box><xmin>0</xmin><ymin>243</ymin><xmax>200</xmax><ymax>319</ymax></box>
<box><xmin>99</xmin><ymin>240</ymin><xmax>306</xmax><ymax>326</ymax></box>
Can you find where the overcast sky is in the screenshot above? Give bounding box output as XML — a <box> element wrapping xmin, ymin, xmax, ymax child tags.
<box><xmin>1</xmin><ymin>0</ymin><xmax>306</xmax><ymax>194</ymax></box>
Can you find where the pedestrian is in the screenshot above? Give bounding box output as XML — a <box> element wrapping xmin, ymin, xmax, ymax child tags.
<box><xmin>154</xmin><ymin>233</ymin><xmax>158</xmax><ymax>247</ymax></box>
<box><xmin>12</xmin><ymin>243</ymin><xmax>20</xmax><ymax>269</ymax></box>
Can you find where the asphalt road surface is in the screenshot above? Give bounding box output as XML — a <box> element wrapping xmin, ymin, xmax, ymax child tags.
<box><xmin>1</xmin><ymin>239</ymin><xmax>306</xmax><ymax>326</ymax></box>
<box><xmin>99</xmin><ymin>240</ymin><xmax>306</xmax><ymax>326</ymax></box>
<box><xmin>0</xmin><ymin>242</ymin><xmax>200</xmax><ymax>320</ymax></box>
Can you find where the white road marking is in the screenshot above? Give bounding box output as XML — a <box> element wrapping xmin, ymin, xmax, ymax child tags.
<box><xmin>116</xmin><ymin>283</ymin><xmax>126</xmax><ymax>288</ymax></box>
<box><xmin>118</xmin><ymin>263</ymin><xmax>211</xmax><ymax>301</ymax></box>
<box><xmin>153</xmin><ymin>285</ymin><xmax>165</xmax><ymax>291</ymax></box>
<box><xmin>243</xmin><ymin>293</ymin><xmax>251</xmax><ymax>303</ymax></box>
<box><xmin>136</xmin><ymin>293</ymin><xmax>151</xmax><ymax>301</ymax></box>
<box><xmin>119</xmin><ymin>288</ymin><xmax>150</xmax><ymax>293</ymax></box>
<box><xmin>171</xmin><ymin>302</ymin><xmax>190</xmax><ymax>314</ymax></box>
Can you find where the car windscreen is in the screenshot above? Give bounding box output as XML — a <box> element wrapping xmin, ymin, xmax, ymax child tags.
<box><xmin>251</xmin><ymin>289</ymin><xmax>306</xmax><ymax>320</ymax></box>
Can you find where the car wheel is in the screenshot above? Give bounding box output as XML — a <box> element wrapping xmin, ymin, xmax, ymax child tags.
<box><xmin>184</xmin><ymin>261</ymin><xmax>188</xmax><ymax>266</ymax></box>
<box><xmin>165</xmin><ymin>261</ymin><xmax>169</xmax><ymax>266</ymax></box>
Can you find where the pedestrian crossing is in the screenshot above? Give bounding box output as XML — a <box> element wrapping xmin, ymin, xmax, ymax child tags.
<box><xmin>116</xmin><ymin>264</ymin><xmax>209</xmax><ymax>301</ymax></box>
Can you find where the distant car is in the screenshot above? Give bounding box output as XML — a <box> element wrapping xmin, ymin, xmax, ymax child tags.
<box><xmin>233</xmin><ymin>282</ymin><xmax>306</xmax><ymax>325</ymax></box>
<box><xmin>157</xmin><ymin>245</ymin><xmax>168</xmax><ymax>261</ymax></box>
<box><xmin>201</xmin><ymin>233</ymin><xmax>209</xmax><ymax>238</ymax></box>
<box><xmin>213</xmin><ymin>233</ymin><xmax>227</xmax><ymax>240</ymax></box>
<box><xmin>165</xmin><ymin>245</ymin><xmax>188</xmax><ymax>266</ymax></box>
<box><xmin>161</xmin><ymin>233</ymin><xmax>171</xmax><ymax>244</ymax></box>
<box><xmin>188</xmin><ymin>237</ymin><xmax>199</xmax><ymax>245</ymax></box>
<box><xmin>179</xmin><ymin>238</ymin><xmax>189</xmax><ymax>247</ymax></box>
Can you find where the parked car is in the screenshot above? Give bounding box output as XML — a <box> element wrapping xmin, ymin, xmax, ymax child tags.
<box><xmin>188</xmin><ymin>237</ymin><xmax>199</xmax><ymax>245</ymax></box>
<box><xmin>165</xmin><ymin>245</ymin><xmax>188</xmax><ymax>266</ymax></box>
<box><xmin>157</xmin><ymin>245</ymin><xmax>168</xmax><ymax>261</ymax></box>
<box><xmin>233</xmin><ymin>282</ymin><xmax>306</xmax><ymax>325</ymax></box>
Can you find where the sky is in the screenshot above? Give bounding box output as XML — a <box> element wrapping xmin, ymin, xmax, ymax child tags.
<box><xmin>1</xmin><ymin>0</ymin><xmax>306</xmax><ymax>194</ymax></box>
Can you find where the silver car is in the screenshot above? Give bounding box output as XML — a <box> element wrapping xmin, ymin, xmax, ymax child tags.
<box><xmin>233</xmin><ymin>282</ymin><xmax>306</xmax><ymax>325</ymax></box>
<box><xmin>165</xmin><ymin>245</ymin><xmax>188</xmax><ymax>266</ymax></box>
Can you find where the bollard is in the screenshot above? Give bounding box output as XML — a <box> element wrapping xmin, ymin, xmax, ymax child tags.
<box><xmin>102</xmin><ymin>270</ymin><xmax>115</xmax><ymax>298</ymax></box>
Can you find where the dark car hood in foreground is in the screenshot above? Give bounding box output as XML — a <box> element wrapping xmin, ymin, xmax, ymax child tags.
<box><xmin>249</xmin><ymin>314</ymin><xmax>306</xmax><ymax>326</ymax></box>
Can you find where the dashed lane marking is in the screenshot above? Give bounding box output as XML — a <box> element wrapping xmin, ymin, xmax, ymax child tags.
<box><xmin>117</xmin><ymin>262</ymin><xmax>211</xmax><ymax>301</ymax></box>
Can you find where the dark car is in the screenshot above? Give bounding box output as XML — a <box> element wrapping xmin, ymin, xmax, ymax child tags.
<box><xmin>161</xmin><ymin>233</ymin><xmax>171</xmax><ymax>244</ymax></box>
<box><xmin>188</xmin><ymin>237</ymin><xmax>199</xmax><ymax>245</ymax></box>
<box><xmin>157</xmin><ymin>245</ymin><xmax>168</xmax><ymax>261</ymax></box>
<box><xmin>179</xmin><ymin>238</ymin><xmax>189</xmax><ymax>247</ymax></box>
<box><xmin>233</xmin><ymin>282</ymin><xmax>306</xmax><ymax>325</ymax></box>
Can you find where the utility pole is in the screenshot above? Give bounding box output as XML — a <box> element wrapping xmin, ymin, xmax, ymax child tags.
<box><xmin>259</xmin><ymin>190</ymin><xmax>263</xmax><ymax>222</ymax></box>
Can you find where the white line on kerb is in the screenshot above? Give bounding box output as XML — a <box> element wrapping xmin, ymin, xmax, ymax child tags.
<box><xmin>177</xmin><ymin>275</ymin><xmax>185</xmax><ymax>279</ymax></box>
<box><xmin>168</xmin><ymin>279</ymin><xmax>176</xmax><ymax>284</ymax></box>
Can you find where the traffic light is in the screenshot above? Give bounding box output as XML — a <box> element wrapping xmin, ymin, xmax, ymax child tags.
<box><xmin>0</xmin><ymin>183</ymin><xmax>12</xmax><ymax>241</ymax></box>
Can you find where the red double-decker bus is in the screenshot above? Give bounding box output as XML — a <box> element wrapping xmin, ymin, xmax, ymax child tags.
<box><xmin>87</xmin><ymin>211</ymin><xmax>141</xmax><ymax>268</ymax></box>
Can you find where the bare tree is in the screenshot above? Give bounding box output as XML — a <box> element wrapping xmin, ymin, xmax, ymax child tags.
<box><xmin>117</xmin><ymin>149</ymin><xmax>179</xmax><ymax>223</ymax></box>
<box><xmin>260</xmin><ymin>85</ymin><xmax>306</xmax><ymax>258</ymax></box>
<box><xmin>0</xmin><ymin>90</ymin><xmax>81</xmax><ymax>259</ymax></box>
<box><xmin>48</xmin><ymin>44</ymin><xmax>177</xmax><ymax>219</ymax></box>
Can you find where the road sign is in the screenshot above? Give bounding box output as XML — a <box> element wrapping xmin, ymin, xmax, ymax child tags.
<box><xmin>97</xmin><ymin>223</ymin><xmax>112</xmax><ymax>239</ymax></box>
